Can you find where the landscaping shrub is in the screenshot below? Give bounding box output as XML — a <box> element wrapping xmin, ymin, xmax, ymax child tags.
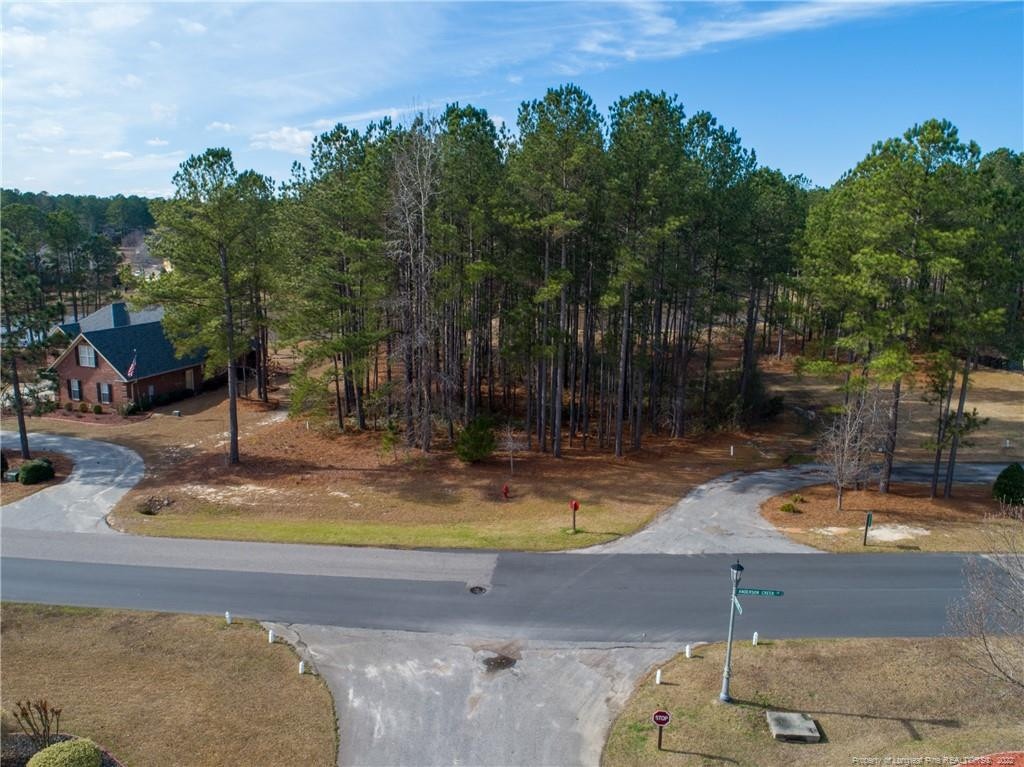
<box><xmin>18</xmin><ymin>460</ymin><xmax>55</xmax><ymax>486</ymax></box>
<box><xmin>790</xmin><ymin>493</ymin><xmax>806</xmax><ymax>503</ymax></box>
<box><xmin>12</xmin><ymin>700</ymin><xmax>61</xmax><ymax>750</ymax></box>
<box><xmin>77</xmin><ymin>403</ymin><xmax>89</xmax><ymax>414</ymax></box>
<box><xmin>92</xmin><ymin>404</ymin><xmax>102</xmax><ymax>415</ymax></box>
<box><xmin>37</xmin><ymin>457</ymin><xmax>53</xmax><ymax>467</ymax></box>
<box><xmin>779</xmin><ymin>502</ymin><xmax>800</xmax><ymax>513</ymax></box>
<box><xmin>993</xmin><ymin>462</ymin><xmax>1024</xmax><ymax>506</ymax></box>
<box><xmin>32</xmin><ymin>401</ymin><xmax>57</xmax><ymax>416</ymax></box>
<box><xmin>27</xmin><ymin>738</ymin><xmax>101</xmax><ymax>767</ymax></box>
<box><xmin>455</xmin><ymin>417</ymin><xmax>496</xmax><ymax>463</ymax></box>
<box><xmin>63</xmin><ymin>402</ymin><xmax>73</xmax><ymax>412</ymax></box>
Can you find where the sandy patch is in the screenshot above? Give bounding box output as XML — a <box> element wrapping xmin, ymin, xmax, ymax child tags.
<box><xmin>869</xmin><ymin>524</ymin><xmax>931</xmax><ymax>542</ymax></box>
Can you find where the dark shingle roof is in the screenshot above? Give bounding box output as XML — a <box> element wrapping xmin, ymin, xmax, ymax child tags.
<box><xmin>83</xmin><ymin>321</ymin><xmax>204</xmax><ymax>381</ymax></box>
<box><xmin>56</xmin><ymin>302</ymin><xmax>165</xmax><ymax>337</ymax></box>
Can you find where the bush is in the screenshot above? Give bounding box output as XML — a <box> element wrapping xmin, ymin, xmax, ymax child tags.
<box><xmin>32</xmin><ymin>401</ymin><xmax>57</xmax><ymax>416</ymax></box>
<box><xmin>77</xmin><ymin>402</ymin><xmax>89</xmax><ymax>413</ymax></box>
<box><xmin>455</xmin><ymin>417</ymin><xmax>496</xmax><ymax>463</ymax></box>
<box><xmin>993</xmin><ymin>462</ymin><xmax>1024</xmax><ymax>506</ymax></box>
<box><xmin>27</xmin><ymin>738</ymin><xmax>101</xmax><ymax>767</ymax></box>
<box><xmin>36</xmin><ymin>457</ymin><xmax>53</xmax><ymax>467</ymax></box>
<box><xmin>779</xmin><ymin>502</ymin><xmax>800</xmax><ymax>513</ymax></box>
<box><xmin>19</xmin><ymin>460</ymin><xmax>55</xmax><ymax>485</ymax></box>
<box><xmin>790</xmin><ymin>493</ymin><xmax>806</xmax><ymax>503</ymax></box>
<box><xmin>63</xmin><ymin>402</ymin><xmax>73</xmax><ymax>412</ymax></box>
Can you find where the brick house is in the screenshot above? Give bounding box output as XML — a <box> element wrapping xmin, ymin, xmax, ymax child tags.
<box><xmin>49</xmin><ymin>302</ymin><xmax>205</xmax><ymax>409</ymax></box>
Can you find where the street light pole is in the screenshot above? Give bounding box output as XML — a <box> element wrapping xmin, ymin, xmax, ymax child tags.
<box><xmin>719</xmin><ymin>559</ymin><xmax>744</xmax><ymax>703</ymax></box>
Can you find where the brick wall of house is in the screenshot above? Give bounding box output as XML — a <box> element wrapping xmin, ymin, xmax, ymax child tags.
<box><xmin>126</xmin><ymin>365</ymin><xmax>204</xmax><ymax>405</ymax></box>
<box><xmin>54</xmin><ymin>341</ymin><xmax>129</xmax><ymax>407</ymax></box>
<box><xmin>55</xmin><ymin>340</ymin><xmax>202</xmax><ymax>408</ymax></box>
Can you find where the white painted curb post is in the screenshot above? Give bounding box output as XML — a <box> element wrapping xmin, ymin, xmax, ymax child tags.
<box><xmin>299</xmin><ymin>660</ymin><xmax>306</xmax><ymax>675</ymax></box>
<box><xmin>268</xmin><ymin>629</ymin><xmax>275</xmax><ymax>644</ymax></box>
<box><xmin>730</xmin><ymin>445</ymin><xmax>735</xmax><ymax>457</ymax></box>
<box><xmin>752</xmin><ymin>631</ymin><xmax>759</xmax><ymax>646</ymax></box>
<box><xmin>655</xmin><ymin>669</ymin><xmax>662</xmax><ymax>685</ymax></box>
<box><xmin>224</xmin><ymin>611</ymin><xmax>231</xmax><ymax>625</ymax></box>
<box><xmin>685</xmin><ymin>644</ymin><xmax>692</xmax><ymax>659</ymax></box>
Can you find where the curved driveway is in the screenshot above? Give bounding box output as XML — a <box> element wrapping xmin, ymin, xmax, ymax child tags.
<box><xmin>1</xmin><ymin>431</ymin><xmax>143</xmax><ymax>534</ymax></box>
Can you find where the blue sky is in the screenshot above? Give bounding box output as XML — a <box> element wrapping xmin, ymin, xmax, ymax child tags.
<box><xmin>3</xmin><ymin>1</ymin><xmax>1021</xmax><ymax>197</ymax></box>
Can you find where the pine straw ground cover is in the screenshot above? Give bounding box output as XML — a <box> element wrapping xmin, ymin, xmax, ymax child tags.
<box><xmin>761</xmin><ymin>482</ymin><xmax>1013</xmax><ymax>552</ymax></box>
<box><xmin>0</xmin><ymin>451</ymin><xmax>74</xmax><ymax>506</ymax></box>
<box><xmin>603</xmin><ymin>638</ymin><xmax>1024</xmax><ymax>767</ymax></box>
<box><xmin>0</xmin><ymin>603</ymin><xmax>336</xmax><ymax>767</ymax></box>
<box><xmin>107</xmin><ymin>414</ymin><xmax>796</xmax><ymax>550</ymax></box>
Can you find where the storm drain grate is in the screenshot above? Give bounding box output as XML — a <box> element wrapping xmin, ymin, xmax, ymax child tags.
<box><xmin>469</xmin><ymin>585</ymin><xmax>487</xmax><ymax>595</ymax></box>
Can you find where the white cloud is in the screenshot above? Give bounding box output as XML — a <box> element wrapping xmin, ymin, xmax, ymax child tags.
<box><xmin>177</xmin><ymin>19</ymin><xmax>207</xmax><ymax>36</ymax></box>
<box><xmin>506</xmin><ymin>74</ymin><xmax>523</xmax><ymax>85</ymax></box>
<box><xmin>87</xmin><ymin>4</ymin><xmax>149</xmax><ymax>31</ymax></box>
<box><xmin>250</xmin><ymin>126</ymin><xmax>314</xmax><ymax>155</ymax></box>
<box><xmin>150</xmin><ymin>102</ymin><xmax>178</xmax><ymax>123</ymax></box>
<box><xmin>68</xmin><ymin>148</ymin><xmax>94</xmax><ymax>156</ymax></box>
<box><xmin>146</xmin><ymin>137</ymin><xmax>169</xmax><ymax>147</ymax></box>
<box><xmin>119</xmin><ymin>74</ymin><xmax>143</xmax><ymax>89</ymax></box>
<box><xmin>102</xmin><ymin>150</ymin><xmax>133</xmax><ymax>160</ymax></box>
<box><xmin>205</xmin><ymin>121</ymin><xmax>234</xmax><ymax>132</ymax></box>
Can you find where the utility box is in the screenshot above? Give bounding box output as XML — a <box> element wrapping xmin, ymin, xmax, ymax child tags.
<box><xmin>765</xmin><ymin>711</ymin><xmax>821</xmax><ymax>743</ymax></box>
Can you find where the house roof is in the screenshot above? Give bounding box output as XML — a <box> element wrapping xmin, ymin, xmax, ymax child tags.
<box><xmin>49</xmin><ymin>302</ymin><xmax>204</xmax><ymax>381</ymax></box>
<box><xmin>54</xmin><ymin>302</ymin><xmax>165</xmax><ymax>337</ymax></box>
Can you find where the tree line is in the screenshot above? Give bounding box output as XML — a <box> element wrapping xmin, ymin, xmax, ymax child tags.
<box><xmin>3</xmin><ymin>86</ymin><xmax>1020</xmax><ymax>488</ymax></box>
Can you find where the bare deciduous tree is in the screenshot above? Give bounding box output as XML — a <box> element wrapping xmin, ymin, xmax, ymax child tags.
<box><xmin>500</xmin><ymin>424</ymin><xmax>526</xmax><ymax>474</ymax></box>
<box><xmin>949</xmin><ymin>503</ymin><xmax>1024</xmax><ymax>701</ymax></box>
<box><xmin>816</xmin><ymin>384</ymin><xmax>884</xmax><ymax>510</ymax></box>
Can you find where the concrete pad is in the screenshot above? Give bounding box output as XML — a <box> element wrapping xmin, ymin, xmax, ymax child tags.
<box><xmin>765</xmin><ymin>710</ymin><xmax>821</xmax><ymax>742</ymax></box>
<box><xmin>266</xmin><ymin>623</ymin><xmax>678</xmax><ymax>767</ymax></box>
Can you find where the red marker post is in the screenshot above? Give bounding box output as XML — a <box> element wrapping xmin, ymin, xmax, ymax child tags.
<box><xmin>569</xmin><ymin>499</ymin><xmax>580</xmax><ymax>532</ymax></box>
<box><xmin>652</xmin><ymin>710</ymin><xmax>671</xmax><ymax>750</ymax></box>
<box><xmin>502</xmin><ymin>483</ymin><xmax>510</xmax><ymax>501</ymax></box>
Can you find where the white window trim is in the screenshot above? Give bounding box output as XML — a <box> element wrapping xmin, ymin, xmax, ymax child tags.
<box><xmin>77</xmin><ymin>344</ymin><xmax>96</xmax><ymax>368</ymax></box>
<box><xmin>70</xmin><ymin>379</ymin><xmax>82</xmax><ymax>401</ymax></box>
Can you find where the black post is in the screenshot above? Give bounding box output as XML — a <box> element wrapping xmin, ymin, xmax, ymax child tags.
<box><xmin>863</xmin><ymin>512</ymin><xmax>871</xmax><ymax>546</ymax></box>
<box><xmin>657</xmin><ymin>725</ymin><xmax>663</xmax><ymax>751</ymax></box>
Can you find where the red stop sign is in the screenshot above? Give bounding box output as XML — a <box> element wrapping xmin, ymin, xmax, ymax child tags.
<box><xmin>652</xmin><ymin>710</ymin><xmax>671</xmax><ymax>727</ymax></box>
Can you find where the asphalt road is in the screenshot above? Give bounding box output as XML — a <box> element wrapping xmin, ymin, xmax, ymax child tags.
<box><xmin>1</xmin><ymin>551</ymin><xmax>975</xmax><ymax>643</ymax></box>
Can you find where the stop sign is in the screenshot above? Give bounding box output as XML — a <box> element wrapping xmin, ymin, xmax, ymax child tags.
<box><xmin>652</xmin><ymin>710</ymin><xmax>671</xmax><ymax>727</ymax></box>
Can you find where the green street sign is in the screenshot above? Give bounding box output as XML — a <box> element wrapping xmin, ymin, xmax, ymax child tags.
<box><xmin>866</xmin><ymin>512</ymin><xmax>873</xmax><ymax>528</ymax></box>
<box><xmin>736</xmin><ymin>588</ymin><xmax>784</xmax><ymax>597</ymax></box>
<box><xmin>732</xmin><ymin>596</ymin><xmax>743</xmax><ymax>615</ymax></box>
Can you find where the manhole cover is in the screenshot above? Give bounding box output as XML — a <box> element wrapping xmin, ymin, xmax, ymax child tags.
<box><xmin>469</xmin><ymin>585</ymin><xmax>487</xmax><ymax>595</ymax></box>
<box><xmin>482</xmin><ymin>654</ymin><xmax>516</xmax><ymax>672</ymax></box>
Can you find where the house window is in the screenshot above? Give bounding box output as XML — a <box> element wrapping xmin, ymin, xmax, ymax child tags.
<box><xmin>147</xmin><ymin>384</ymin><xmax>155</xmax><ymax>400</ymax></box>
<box><xmin>77</xmin><ymin>344</ymin><xmax>97</xmax><ymax>368</ymax></box>
<box><xmin>99</xmin><ymin>383</ymin><xmax>112</xmax><ymax>404</ymax></box>
<box><xmin>70</xmin><ymin>379</ymin><xmax>82</xmax><ymax>401</ymax></box>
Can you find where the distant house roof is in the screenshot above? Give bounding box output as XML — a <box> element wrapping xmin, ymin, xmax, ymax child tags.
<box><xmin>54</xmin><ymin>302</ymin><xmax>165</xmax><ymax>337</ymax></box>
<box><xmin>49</xmin><ymin>302</ymin><xmax>204</xmax><ymax>382</ymax></box>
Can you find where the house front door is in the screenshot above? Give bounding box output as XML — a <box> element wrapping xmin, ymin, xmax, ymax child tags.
<box><xmin>185</xmin><ymin>368</ymin><xmax>195</xmax><ymax>391</ymax></box>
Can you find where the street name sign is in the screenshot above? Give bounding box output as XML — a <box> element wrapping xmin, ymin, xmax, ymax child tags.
<box><xmin>732</xmin><ymin>596</ymin><xmax>743</xmax><ymax>614</ymax></box>
<box><xmin>736</xmin><ymin>588</ymin><xmax>784</xmax><ymax>597</ymax></box>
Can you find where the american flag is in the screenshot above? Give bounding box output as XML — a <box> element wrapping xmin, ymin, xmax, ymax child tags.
<box><xmin>126</xmin><ymin>350</ymin><xmax>137</xmax><ymax>378</ymax></box>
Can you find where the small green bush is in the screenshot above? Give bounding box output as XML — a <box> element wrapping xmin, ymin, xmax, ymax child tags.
<box><xmin>27</xmin><ymin>738</ymin><xmax>102</xmax><ymax>767</ymax></box>
<box><xmin>92</xmin><ymin>404</ymin><xmax>102</xmax><ymax>415</ymax></box>
<box><xmin>63</xmin><ymin>402</ymin><xmax>73</xmax><ymax>412</ymax></box>
<box><xmin>37</xmin><ymin>457</ymin><xmax>53</xmax><ymax>467</ymax></box>
<box><xmin>993</xmin><ymin>462</ymin><xmax>1024</xmax><ymax>506</ymax></box>
<box><xmin>77</xmin><ymin>402</ymin><xmax>89</xmax><ymax>413</ymax></box>
<box><xmin>790</xmin><ymin>494</ymin><xmax>806</xmax><ymax>503</ymax></box>
<box><xmin>19</xmin><ymin>460</ymin><xmax>55</xmax><ymax>485</ymax></box>
<box><xmin>779</xmin><ymin>502</ymin><xmax>800</xmax><ymax>513</ymax></box>
<box><xmin>455</xmin><ymin>417</ymin><xmax>496</xmax><ymax>463</ymax></box>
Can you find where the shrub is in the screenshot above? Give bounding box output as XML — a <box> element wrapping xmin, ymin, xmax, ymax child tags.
<box><xmin>77</xmin><ymin>402</ymin><xmax>89</xmax><ymax>413</ymax></box>
<box><xmin>779</xmin><ymin>502</ymin><xmax>800</xmax><ymax>513</ymax></box>
<box><xmin>27</xmin><ymin>738</ymin><xmax>101</xmax><ymax>767</ymax></box>
<box><xmin>993</xmin><ymin>463</ymin><xmax>1024</xmax><ymax>506</ymax></box>
<box><xmin>790</xmin><ymin>493</ymin><xmax>806</xmax><ymax>503</ymax></box>
<box><xmin>19</xmin><ymin>460</ymin><xmax>55</xmax><ymax>485</ymax></box>
<box><xmin>63</xmin><ymin>402</ymin><xmax>73</xmax><ymax>412</ymax></box>
<box><xmin>92</xmin><ymin>404</ymin><xmax>102</xmax><ymax>415</ymax></box>
<box><xmin>37</xmin><ymin>456</ymin><xmax>53</xmax><ymax>467</ymax></box>
<box><xmin>455</xmin><ymin>417</ymin><xmax>496</xmax><ymax>463</ymax></box>
<box><xmin>12</xmin><ymin>699</ymin><xmax>62</xmax><ymax>750</ymax></box>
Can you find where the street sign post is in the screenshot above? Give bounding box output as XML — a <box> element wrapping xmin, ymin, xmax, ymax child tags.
<box><xmin>652</xmin><ymin>710</ymin><xmax>671</xmax><ymax>750</ymax></box>
<box><xmin>863</xmin><ymin>512</ymin><xmax>873</xmax><ymax>546</ymax></box>
<box><xmin>719</xmin><ymin>560</ymin><xmax>744</xmax><ymax>703</ymax></box>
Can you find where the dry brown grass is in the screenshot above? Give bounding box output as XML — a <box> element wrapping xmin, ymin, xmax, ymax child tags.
<box><xmin>603</xmin><ymin>638</ymin><xmax>1024</xmax><ymax>767</ymax></box>
<box><xmin>761</xmin><ymin>482</ymin><xmax>1015</xmax><ymax>552</ymax></box>
<box><xmin>763</xmin><ymin>365</ymin><xmax>1024</xmax><ymax>463</ymax></box>
<box><xmin>0</xmin><ymin>451</ymin><xmax>74</xmax><ymax>506</ymax></box>
<box><xmin>0</xmin><ymin>603</ymin><xmax>336</xmax><ymax>767</ymax></box>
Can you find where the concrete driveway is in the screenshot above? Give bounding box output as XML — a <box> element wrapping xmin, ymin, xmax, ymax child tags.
<box><xmin>1</xmin><ymin>431</ymin><xmax>143</xmax><ymax>534</ymax></box>
<box><xmin>268</xmin><ymin>623</ymin><xmax>676</xmax><ymax>767</ymax></box>
<box><xmin>578</xmin><ymin>462</ymin><xmax>1007</xmax><ymax>556</ymax></box>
